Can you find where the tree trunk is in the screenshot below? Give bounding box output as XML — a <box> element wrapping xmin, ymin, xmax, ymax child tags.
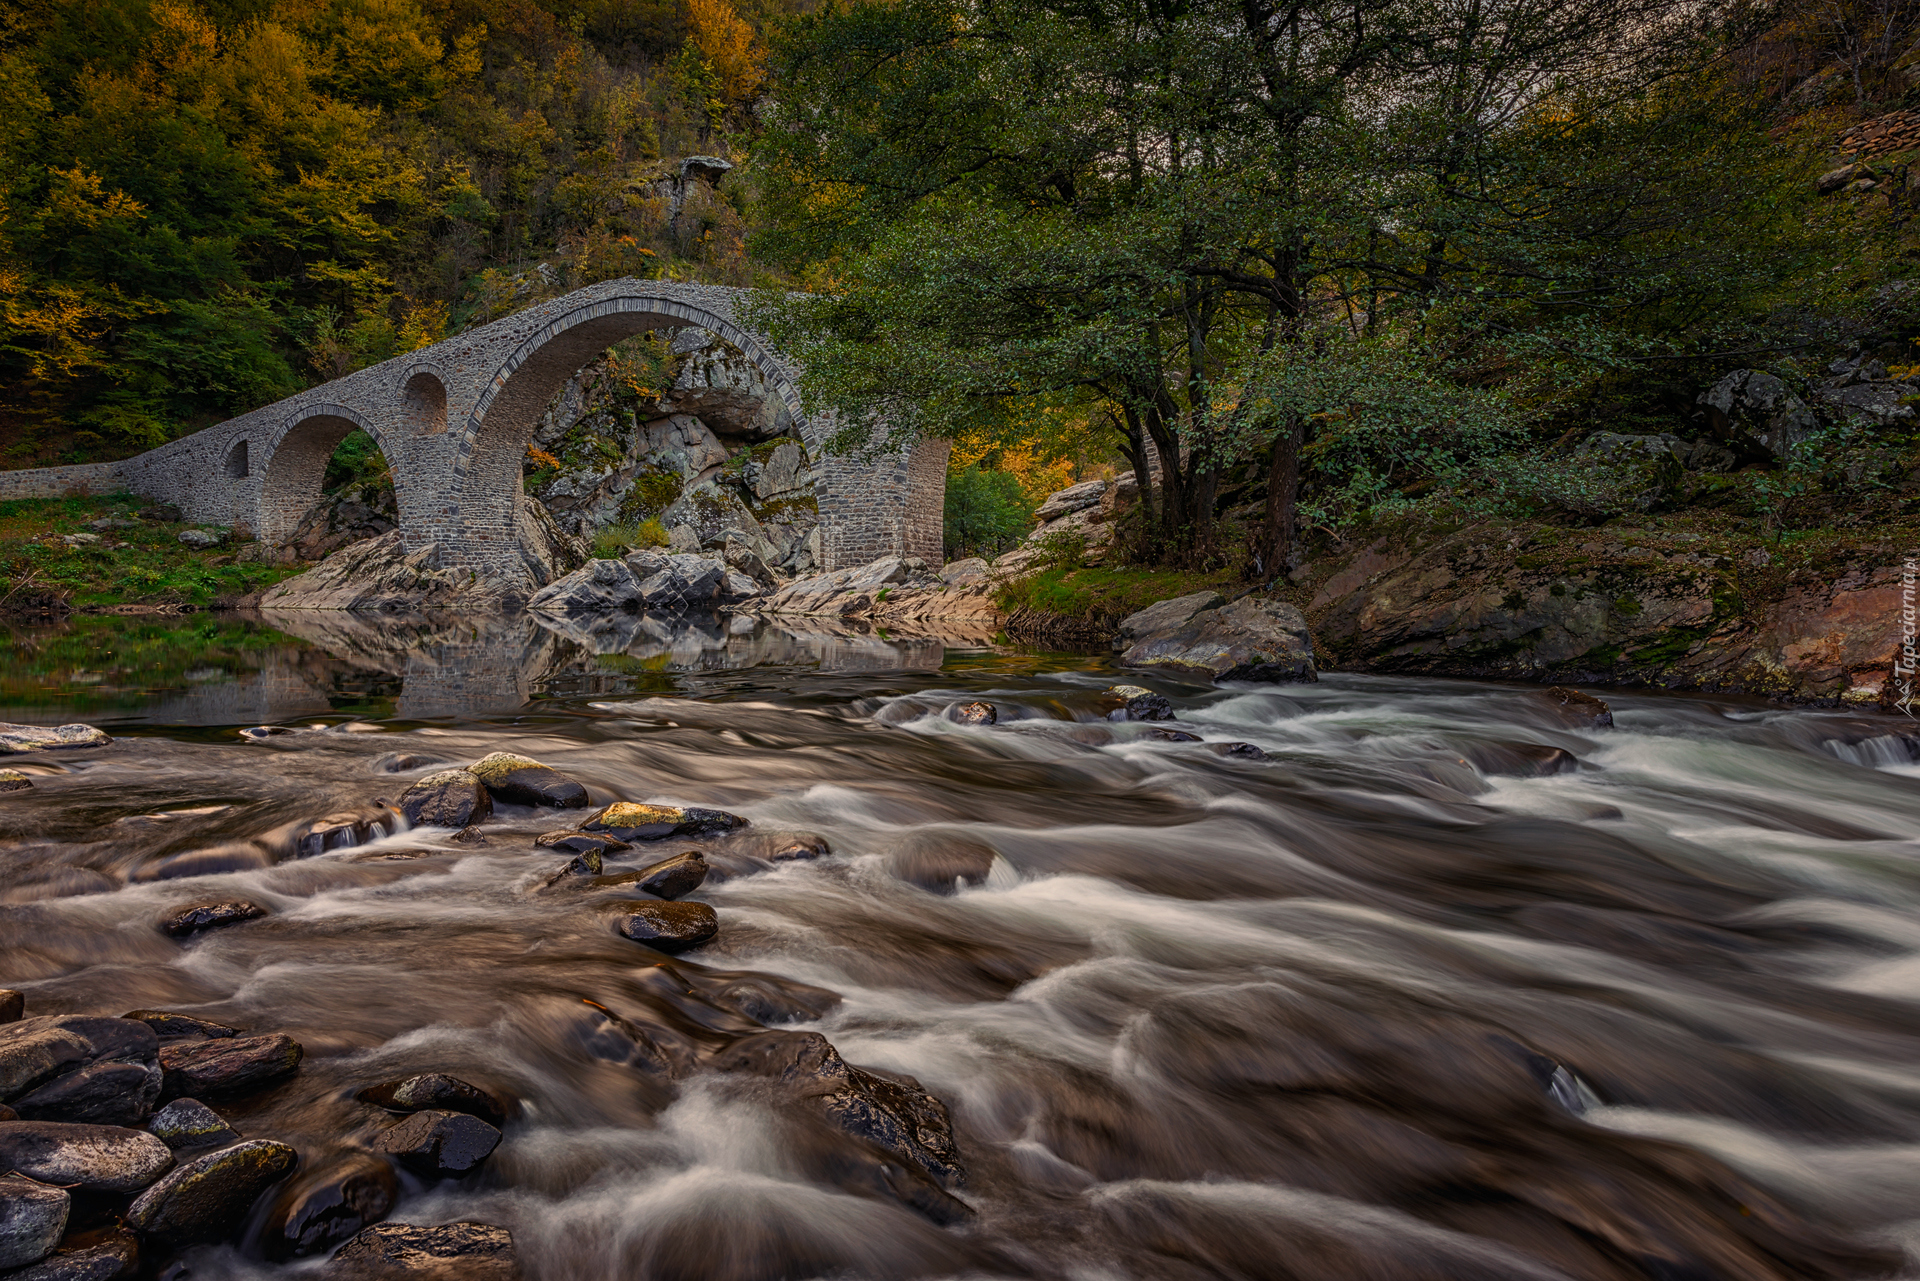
<box><xmin>1258</xmin><ymin>414</ymin><xmax>1303</xmax><ymax>581</ymax></box>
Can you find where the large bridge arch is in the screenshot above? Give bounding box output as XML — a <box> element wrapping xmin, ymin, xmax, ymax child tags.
<box><xmin>257</xmin><ymin>403</ymin><xmax>395</xmax><ymax>547</ymax></box>
<box><xmin>447</xmin><ymin>292</ymin><xmax>806</xmax><ymax>561</ymax></box>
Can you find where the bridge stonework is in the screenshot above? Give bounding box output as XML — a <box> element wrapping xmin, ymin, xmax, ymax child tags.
<box><xmin>3</xmin><ymin>281</ymin><xmax>941</xmax><ymax>580</ymax></box>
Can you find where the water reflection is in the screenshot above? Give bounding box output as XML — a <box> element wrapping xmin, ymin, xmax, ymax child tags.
<box><xmin>1</xmin><ymin>608</ymin><xmax>1049</xmax><ymax>726</ymax></box>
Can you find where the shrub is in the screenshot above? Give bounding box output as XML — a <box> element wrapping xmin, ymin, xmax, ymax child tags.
<box><xmin>944</xmin><ymin>466</ymin><xmax>1033</xmax><ymax>560</ymax></box>
<box><xmin>591</xmin><ymin>519</ymin><xmax>669</xmax><ymax>557</ymax></box>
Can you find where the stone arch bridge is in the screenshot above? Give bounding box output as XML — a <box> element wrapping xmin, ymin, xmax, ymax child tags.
<box><xmin>1</xmin><ymin>280</ymin><xmax>946</xmax><ymax>581</ymax></box>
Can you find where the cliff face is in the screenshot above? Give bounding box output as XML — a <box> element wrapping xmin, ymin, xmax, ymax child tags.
<box><xmin>1302</xmin><ymin>523</ymin><xmax>1908</xmax><ymax>705</ymax></box>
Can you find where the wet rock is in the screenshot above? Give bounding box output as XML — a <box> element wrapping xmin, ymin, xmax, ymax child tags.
<box><xmin>397</xmin><ymin>770</ymin><xmax>492</xmax><ymax>829</ymax></box>
<box><xmin>771</xmin><ymin>835</ymin><xmax>830</xmax><ymax>861</ymax></box>
<box><xmin>132</xmin><ymin>842</ymin><xmax>276</xmax><ymax>881</ymax></box>
<box><xmin>946</xmin><ymin>701</ymin><xmax>996</xmax><ymax>726</ymax></box>
<box><xmin>11</xmin><ymin>1059</ymin><xmax>160</xmax><ymax>1127</ymax></box>
<box><xmin>533</xmin><ymin>830</ymin><xmax>631</xmax><ymax>857</ymax></box>
<box><xmin>0</xmin><ymin>769</ymin><xmax>31</xmax><ymax>791</ymax></box>
<box><xmin>713</xmin><ymin>1031</ymin><xmax>964</xmax><ymax>1188</ymax></box>
<box><xmin>159</xmin><ymin>900</ymin><xmax>268</xmax><ymax>938</ymax></box>
<box><xmin>1103</xmin><ymin>685</ymin><xmax>1173</xmax><ymax>722</ymax></box>
<box><xmin>238</xmin><ymin>725</ymin><xmax>297</xmax><ymax>741</ymax></box>
<box><xmin>146</xmin><ymin>1099</ymin><xmax>239</xmax><ymax>1152</ymax></box>
<box><xmin>624</xmin><ymin>550</ymin><xmax>732</xmax><ymax>608</ymax></box>
<box><xmin>1462</xmin><ymin>741</ymin><xmax>1579</xmax><ymax>776</ymax></box>
<box><xmin>158</xmin><ymin>1033</ymin><xmax>301</xmax><ymax>1100</ymax></box>
<box><xmin>1210</xmin><ymin>741</ymin><xmax>1270</xmax><ymax>761</ymax></box>
<box><xmin>0</xmin><ymin>1017</ymin><xmax>158</xmax><ymax>1111</ymax></box>
<box><xmin>633</xmin><ymin>851</ymin><xmax>708</xmax><ymax>900</ymax></box>
<box><xmin>447</xmin><ymin>825</ymin><xmax>488</xmax><ymax>845</ymax></box>
<box><xmin>540</xmin><ymin>850</ymin><xmax>601</xmax><ymax>884</ymax></box>
<box><xmin>4</xmin><ymin>1226</ymin><xmax>139</xmax><ymax>1280</ymax></box>
<box><xmin>612</xmin><ymin>901</ymin><xmax>719</xmax><ymax>953</ymax></box>
<box><xmin>262</xmin><ymin>1152</ymin><xmax>398</xmax><ymax>1260</ymax></box>
<box><xmin>370</xmin><ymin>752</ymin><xmax>435</xmax><ymax>773</ymax></box>
<box><xmin>1139</xmin><ymin>726</ymin><xmax>1201</xmax><ymax>743</ymax></box>
<box><xmin>124</xmin><ymin>1138</ymin><xmax>297</xmax><ymax>1245</ymax></box>
<box><xmin>581</xmin><ymin>801</ymin><xmax>747</xmax><ymax>841</ymax></box>
<box><xmin>120</xmin><ymin>1012</ymin><xmax>240</xmax><ymax>1042</ymax></box>
<box><xmin>1120</xmin><ymin>595</ymin><xmax>1317</xmax><ymax>683</ymax></box>
<box><xmin>1116</xmin><ymin>590</ymin><xmax>1226</xmax><ymax>641</ymax></box>
<box><xmin>887</xmin><ymin>832</ymin><xmax>996</xmax><ymax>894</ymax></box>
<box><xmin>0</xmin><ymin>1106</ymin><xmax>14</xmax><ymax>1121</ymax></box>
<box><xmin>356</xmin><ymin>1075</ymin><xmax>507</xmax><ymax>1127</ymax></box>
<box><xmin>709</xmin><ymin>976</ymin><xmax>843</xmax><ymax>1026</ymax></box>
<box><xmin>295</xmin><ymin>807</ymin><xmax>399</xmax><ymax>857</ymax></box>
<box><xmin>0</xmin><ymin>1122</ymin><xmax>174</xmax><ymax>1192</ymax></box>
<box><xmin>469</xmin><ymin>752</ymin><xmax>588</xmax><ymax>809</ymax></box>
<box><xmin>1539</xmin><ymin>686</ymin><xmax>1614</xmax><ymax>728</ymax></box>
<box><xmin>0</xmin><ymin>1174</ymin><xmax>68</xmax><ymax>1270</ymax></box>
<box><xmin>325</xmin><ymin>1221</ymin><xmax>521</xmax><ymax>1280</ymax></box>
<box><xmin>525</xmin><ymin>557</ymin><xmax>640</xmax><ymax>615</ymax></box>
<box><xmin>370</xmin><ymin>1110</ymin><xmax>501</xmax><ymax>1178</ymax></box>
<box><xmin>0</xmin><ymin>991</ymin><xmax>20</xmax><ymax>1023</ymax></box>
<box><xmin>0</xmin><ymin>724</ymin><xmax>110</xmax><ymax>754</ymax></box>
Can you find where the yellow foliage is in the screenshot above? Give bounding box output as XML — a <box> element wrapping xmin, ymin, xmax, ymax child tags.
<box><xmin>42</xmin><ymin>167</ymin><xmax>147</xmax><ymax>231</ymax></box>
<box><xmin>687</xmin><ymin>0</ymin><xmax>764</xmax><ymax>103</ymax></box>
<box><xmin>527</xmin><ymin>445</ymin><xmax>563</xmax><ymax>470</ymax></box>
<box><xmin>397</xmin><ymin>298</ymin><xmax>448</xmax><ymax>351</ymax></box>
<box><xmin>952</xmin><ymin>431</ymin><xmax>1078</xmax><ymax>507</ymax></box>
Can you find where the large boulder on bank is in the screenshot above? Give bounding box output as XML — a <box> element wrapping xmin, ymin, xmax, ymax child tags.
<box><xmin>1698</xmin><ymin>370</ymin><xmax>1817</xmax><ymax>462</ymax></box>
<box><xmin>624</xmin><ymin>550</ymin><xmax>732</xmax><ymax>605</ymax></box>
<box><xmin>1116</xmin><ymin>591</ymin><xmax>1226</xmax><ymax>641</ymax></box>
<box><xmin>1120</xmin><ymin>596</ymin><xmax>1317</xmax><ymax>683</ymax></box>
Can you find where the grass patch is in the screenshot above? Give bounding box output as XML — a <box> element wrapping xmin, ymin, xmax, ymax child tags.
<box><xmin>0</xmin><ymin>495</ymin><xmax>298</xmax><ymax>609</ymax></box>
<box><xmin>996</xmin><ymin>564</ymin><xmax>1239</xmax><ymax>622</ymax></box>
<box><xmin>591</xmin><ymin>518</ymin><xmax>669</xmax><ymax>558</ymax></box>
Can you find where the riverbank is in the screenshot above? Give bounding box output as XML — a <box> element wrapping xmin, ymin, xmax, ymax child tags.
<box><xmin>0</xmin><ymin>496</ymin><xmax>298</xmax><ymax>615</ymax></box>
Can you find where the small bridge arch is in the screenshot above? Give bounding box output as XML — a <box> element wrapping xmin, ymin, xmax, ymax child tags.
<box><xmin>255</xmin><ymin>402</ymin><xmax>397</xmax><ymax>547</ymax></box>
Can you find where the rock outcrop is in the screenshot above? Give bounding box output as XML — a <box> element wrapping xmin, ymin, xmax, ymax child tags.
<box><xmin>1119</xmin><ymin>596</ymin><xmax>1317</xmax><ymax>683</ymax></box>
<box><xmin>755</xmin><ymin>556</ymin><xmax>1001</xmax><ymax>627</ymax></box>
<box><xmin>527</xmin><ymin>551</ymin><xmax>748</xmax><ymax>622</ymax></box>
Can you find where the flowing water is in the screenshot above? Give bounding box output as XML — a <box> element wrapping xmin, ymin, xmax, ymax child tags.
<box><xmin>7</xmin><ymin>610</ymin><xmax>1920</xmax><ymax>1280</ymax></box>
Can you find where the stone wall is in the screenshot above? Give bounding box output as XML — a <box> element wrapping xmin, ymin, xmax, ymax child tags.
<box><xmin>0</xmin><ymin>462</ymin><xmax>126</xmax><ymax>500</ymax></box>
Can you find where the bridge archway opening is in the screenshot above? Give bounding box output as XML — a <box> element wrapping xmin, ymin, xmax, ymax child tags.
<box><xmin>258</xmin><ymin>412</ymin><xmax>390</xmax><ymax>548</ymax></box>
<box><xmin>455</xmin><ymin>297</ymin><xmax>805</xmax><ymax>557</ymax></box>
<box><xmin>403</xmin><ymin>371</ymin><xmax>447</xmax><ymax>435</ymax></box>
<box><xmin>223</xmin><ymin>440</ymin><xmax>249</xmax><ymax>479</ymax></box>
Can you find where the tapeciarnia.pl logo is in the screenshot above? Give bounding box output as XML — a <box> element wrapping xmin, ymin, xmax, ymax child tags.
<box><xmin>1899</xmin><ymin>556</ymin><xmax>1918</xmax><ymax>717</ymax></box>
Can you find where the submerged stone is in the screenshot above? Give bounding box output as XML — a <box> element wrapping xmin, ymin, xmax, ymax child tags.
<box><xmin>612</xmin><ymin>901</ymin><xmax>719</xmax><ymax>953</ymax></box>
<box><xmin>398</xmin><ymin>770</ymin><xmax>492</xmax><ymax>829</ymax></box>
<box><xmin>160</xmin><ymin>900</ymin><xmax>268</xmax><ymax>938</ymax></box>
<box><xmin>357</xmin><ymin>1075</ymin><xmax>506</xmax><ymax>1127</ymax></box>
<box><xmin>1539</xmin><ymin>686</ymin><xmax>1614</xmax><ymax>728</ymax></box>
<box><xmin>326</xmin><ymin>1221</ymin><xmax>521</xmax><ymax>1280</ymax></box>
<box><xmin>534</xmin><ymin>830</ymin><xmax>631</xmax><ymax>857</ymax></box>
<box><xmin>370</xmin><ymin>1109</ymin><xmax>501</xmax><ymax>1177</ymax></box>
<box><xmin>262</xmin><ymin>1151</ymin><xmax>398</xmax><ymax>1260</ymax></box>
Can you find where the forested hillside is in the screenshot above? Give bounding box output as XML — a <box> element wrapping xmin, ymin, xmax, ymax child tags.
<box><xmin>0</xmin><ymin>0</ymin><xmax>780</xmax><ymax>466</ymax></box>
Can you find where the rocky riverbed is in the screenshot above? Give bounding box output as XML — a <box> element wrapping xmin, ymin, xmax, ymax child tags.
<box><xmin>6</xmin><ymin>612</ymin><xmax>1920</xmax><ymax>1279</ymax></box>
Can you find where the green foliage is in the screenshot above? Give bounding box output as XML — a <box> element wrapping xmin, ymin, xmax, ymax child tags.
<box><xmin>591</xmin><ymin>518</ymin><xmax>668</xmax><ymax>557</ymax></box>
<box><xmin>0</xmin><ymin>495</ymin><xmax>295</xmax><ymax>607</ymax></box>
<box><xmin>995</xmin><ymin>565</ymin><xmax>1239</xmax><ymax>622</ymax></box>
<box><xmin>943</xmin><ymin>466</ymin><xmax>1031</xmax><ymax>562</ymax></box>
<box><xmin>321</xmin><ymin>431</ymin><xmax>389</xmax><ymax>493</ymax></box>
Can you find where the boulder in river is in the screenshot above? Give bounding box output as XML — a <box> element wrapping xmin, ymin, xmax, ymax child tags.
<box><xmin>945</xmin><ymin>701</ymin><xmax>996</xmax><ymax>726</ymax></box>
<box><xmin>398</xmin><ymin>770</ymin><xmax>492</xmax><ymax>829</ymax></box>
<box><xmin>0</xmin><ymin>724</ymin><xmax>110</xmax><ymax>754</ymax></box>
<box><xmin>132</xmin><ymin>841</ymin><xmax>276</xmax><ymax>882</ymax></box>
<box><xmin>1102</xmin><ymin>684</ymin><xmax>1173</xmax><ymax>722</ymax></box>
<box><xmin>158</xmin><ymin>1033</ymin><xmax>302</xmax><ymax>1099</ymax></box>
<box><xmin>581</xmin><ymin>801</ymin><xmax>747</xmax><ymax>841</ymax></box>
<box><xmin>0</xmin><ymin>992</ymin><xmax>19</xmax><ymax>1023</ymax></box>
<box><xmin>357</xmin><ymin>1074</ymin><xmax>507</xmax><ymax>1127</ymax></box>
<box><xmin>125</xmin><ymin>1138</ymin><xmax>297</xmax><ymax>1245</ymax></box>
<box><xmin>1538</xmin><ymin>686</ymin><xmax>1614</xmax><ymax>728</ymax></box>
<box><xmin>370</xmin><ymin>1110</ymin><xmax>502</xmax><ymax>1178</ymax></box>
<box><xmin>887</xmin><ymin>832</ymin><xmax>996</xmax><ymax>894</ymax></box>
<box><xmin>534</xmin><ymin>830</ymin><xmax>632</xmax><ymax>857</ymax></box>
<box><xmin>469</xmin><ymin>753</ymin><xmax>588</xmax><ymax>809</ymax></box>
<box><xmin>1116</xmin><ymin>590</ymin><xmax>1226</xmax><ymax>642</ymax></box>
<box><xmin>121</xmin><ymin>1012</ymin><xmax>240</xmax><ymax>1042</ymax></box>
<box><xmin>325</xmin><ymin>1221</ymin><xmax>522</xmax><ymax>1280</ymax></box>
<box><xmin>1119</xmin><ymin>595</ymin><xmax>1316</xmax><ymax>683</ymax></box>
<box><xmin>4</xmin><ymin>1224</ymin><xmax>138</xmax><ymax>1280</ymax></box>
<box><xmin>0</xmin><ymin>769</ymin><xmax>31</xmax><ymax>792</ymax></box>
<box><xmin>160</xmin><ymin>900</ymin><xmax>268</xmax><ymax>938</ymax></box>
<box><xmin>0</xmin><ymin>1174</ymin><xmax>68</xmax><ymax>1270</ymax></box>
<box><xmin>633</xmin><ymin>850</ymin><xmax>709</xmax><ymax>900</ymax></box>
<box><xmin>1210</xmin><ymin>741</ymin><xmax>1270</xmax><ymax>761</ymax></box>
<box><xmin>0</xmin><ymin>1016</ymin><xmax>160</xmax><ymax>1125</ymax></box>
<box><xmin>612</xmin><ymin>901</ymin><xmax>719</xmax><ymax>952</ymax></box>
<box><xmin>147</xmin><ymin>1099</ymin><xmax>240</xmax><ymax>1152</ymax></box>
<box><xmin>0</xmin><ymin>1121</ymin><xmax>174</xmax><ymax>1192</ymax></box>
<box><xmin>262</xmin><ymin>1151</ymin><xmax>398</xmax><ymax>1260</ymax></box>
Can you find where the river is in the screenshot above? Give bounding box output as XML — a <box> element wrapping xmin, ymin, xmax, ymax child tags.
<box><xmin>4</xmin><ymin>609</ymin><xmax>1920</xmax><ymax>1280</ymax></box>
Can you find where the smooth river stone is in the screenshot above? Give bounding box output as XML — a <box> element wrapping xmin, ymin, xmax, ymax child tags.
<box><xmin>357</xmin><ymin>1074</ymin><xmax>506</xmax><ymax>1127</ymax></box>
<box><xmin>397</xmin><ymin>770</ymin><xmax>492</xmax><ymax>829</ymax></box>
<box><xmin>370</xmin><ymin>1110</ymin><xmax>501</xmax><ymax>1177</ymax></box>
<box><xmin>580</xmin><ymin>801</ymin><xmax>746</xmax><ymax>841</ymax></box>
<box><xmin>121</xmin><ymin>1011</ymin><xmax>241</xmax><ymax>1042</ymax></box>
<box><xmin>10</xmin><ymin>1059</ymin><xmax>160</xmax><ymax>1127</ymax></box>
<box><xmin>612</xmin><ymin>901</ymin><xmax>719</xmax><ymax>953</ymax></box>
<box><xmin>125</xmin><ymin>1139</ymin><xmax>298</xmax><ymax>1245</ymax></box>
<box><xmin>0</xmin><ymin>1121</ymin><xmax>174</xmax><ymax>1192</ymax></box>
<box><xmin>946</xmin><ymin>701</ymin><xmax>996</xmax><ymax>726</ymax></box>
<box><xmin>261</xmin><ymin>1151</ymin><xmax>398</xmax><ymax>1260</ymax></box>
<box><xmin>470</xmin><ymin>752</ymin><xmax>588</xmax><ymax>808</ymax></box>
<box><xmin>634</xmin><ymin>850</ymin><xmax>708</xmax><ymax>900</ymax></box>
<box><xmin>159</xmin><ymin>1034</ymin><xmax>302</xmax><ymax>1099</ymax></box>
<box><xmin>0</xmin><ymin>769</ymin><xmax>30</xmax><ymax>792</ymax></box>
<box><xmin>3</xmin><ymin>1226</ymin><xmax>139</xmax><ymax>1280</ymax></box>
<box><xmin>0</xmin><ymin>1174</ymin><xmax>68</xmax><ymax>1270</ymax></box>
<box><xmin>160</xmin><ymin>900</ymin><xmax>269</xmax><ymax>937</ymax></box>
<box><xmin>0</xmin><ymin>1016</ymin><xmax>157</xmax><ymax>1103</ymax></box>
<box><xmin>0</xmin><ymin>724</ymin><xmax>109</xmax><ymax>754</ymax></box>
<box><xmin>534</xmin><ymin>830</ymin><xmax>631</xmax><ymax>857</ymax></box>
<box><xmin>328</xmin><ymin>1221</ymin><xmax>522</xmax><ymax>1281</ymax></box>
<box><xmin>0</xmin><ymin>991</ymin><xmax>20</xmax><ymax>1023</ymax></box>
<box><xmin>147</xmin><ymin>1099</ymin><xmax>240</xmax><ymax>1152</ymax></box>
